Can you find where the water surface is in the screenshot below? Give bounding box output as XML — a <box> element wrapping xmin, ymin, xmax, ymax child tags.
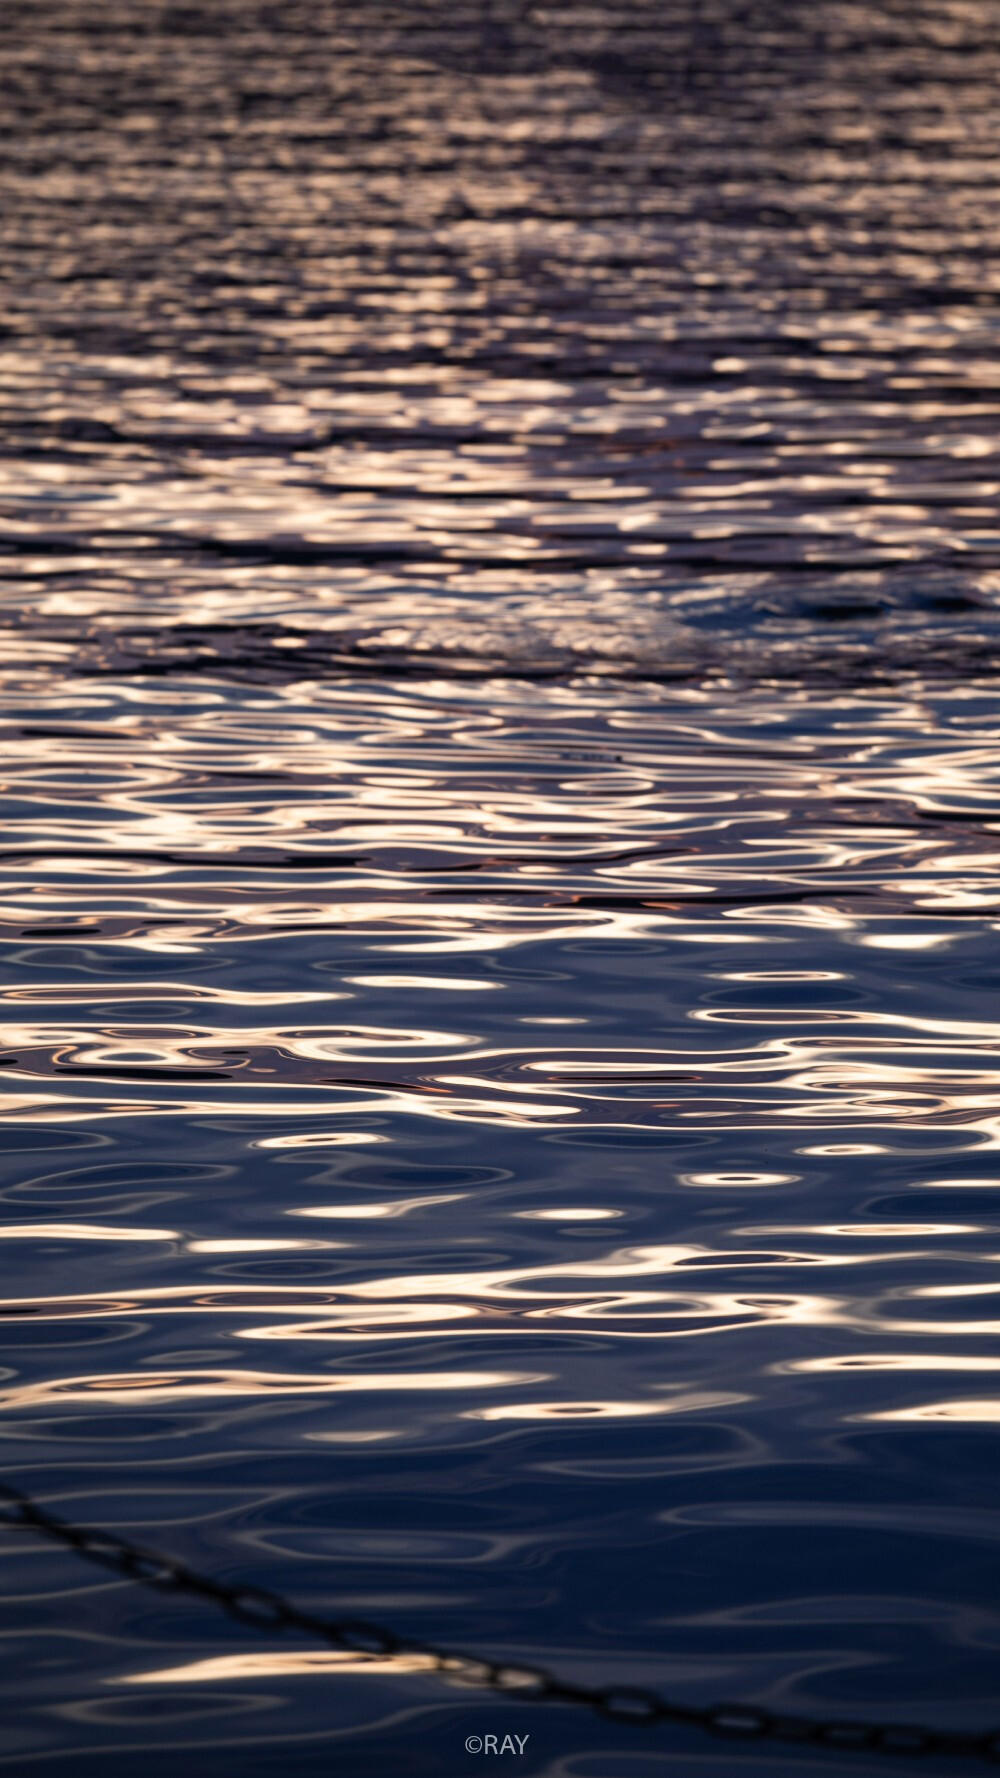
<box><xmin>2</xmin><ymin>3</ymin><xmax>1000</xmax><ymax>1774</ymax></box>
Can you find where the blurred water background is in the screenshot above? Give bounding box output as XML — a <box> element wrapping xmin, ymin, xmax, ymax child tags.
<box><xmin>2</xmin><ymin>2</ymin><xmax>1000</xmax><ymax>1773</ymax></box>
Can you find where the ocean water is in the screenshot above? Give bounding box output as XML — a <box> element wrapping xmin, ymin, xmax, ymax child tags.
<box><xmin>2</xmin><ymin>3</ymin><xmax>1000</xmax><ymax>1774</ymax></box>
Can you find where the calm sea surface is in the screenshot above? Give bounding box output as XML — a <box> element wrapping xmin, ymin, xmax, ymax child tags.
<box><xmin>3</xmin><ymin>3</ymin><xmax>1000</xmax><ymax>1773</ymax></box>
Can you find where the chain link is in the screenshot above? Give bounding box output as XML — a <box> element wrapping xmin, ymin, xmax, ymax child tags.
<box><xmin>2</xmin><ymin>1478</ymin><xmax>998</xmax><ymax>1764</ymax></box>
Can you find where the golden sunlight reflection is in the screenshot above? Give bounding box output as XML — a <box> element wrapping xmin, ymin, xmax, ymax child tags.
<box><xmin>781</xmin><ymin>1355</ymin><xmax>1000</xmax><ymax>1373</ymax></box>
<box><xmin>0</xmin><ymin>1222</ymin><xmax>179</xmax><ymax>1242</ymax></box>
<box><xmin>748</xmin><ymin>1224</ymin><xmax>980</xmax><ymax>1238</ymax></box>
<box><xmin>188</xmin><ymin>1238</ymin><xmax>339</xmax><ymax>1253</ymax></box>
<box><xmin>121</xmin><ymin>1651</ymin><xmax>440</xmax><ymax>1685</ymax></box>
<box><xmin>0</xmin><ymin>1368</ymin><xmax>543</xmax><ymax>1408</ymax></box>
<box><xmin>863</xmin><ymin>1401</ymin><xmax>1000</xmax><ymax>1422</ymax></box>
<box><xmin>799</xmin><ymin>1144</ymin><xmax>888</xmax><ymax>1156</ymax></box>
<box><xmin>680</xmin><ymin>1172</ymin><xmax>798</xmax><ymax>1188</ymax></box>
<box><xmin>467</xmin><ymin>1390</ymin><xmax>749</xmax><ymax>1421</ymax></box>
<box><xmin>256</xmin><ymin>1131</ymin><xmax>387</xmax><ymax>1148</ymax></box>
<box><xmin>859</xmin><ymin>934</ymin><xmax>956</xmax><ymax>951</ymax></box>
<box><xmin>291</xmin><ymin>1195</ymin><xmax>466</xmax><ymax>1221</ymax></box>
<box><xmin>345</xmin><ymin>976</ymin><xmax>501</xmax><ymax>991</ymax></box>
<box><xmin>514</xmin><ymin>1207</ymin><xmax>621</xmax><ymax>1220</ymax></box>
<box><xmin>307</xmin><ymin>1429</ymin><xmax>409</xmax><ymax>1443</ymax></box>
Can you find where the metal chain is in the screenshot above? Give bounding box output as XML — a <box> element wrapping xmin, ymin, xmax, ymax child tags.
<box><xmin>1</xmin><ymin>1478</ymin><xmax>997</xmax><ymax>1764</ymax></box>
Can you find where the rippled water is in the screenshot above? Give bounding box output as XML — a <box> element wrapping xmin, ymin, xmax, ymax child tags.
<box><xmin>3</xmin><ymin>3</ymin><xmax>1000</xmax><ymax>1773</ymax></box>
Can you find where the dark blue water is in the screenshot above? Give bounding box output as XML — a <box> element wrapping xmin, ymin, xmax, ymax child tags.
<box><xmin>2</xmin><ymin>3</ymin><xmax>1000</xmax><ymax>1774</ymax></box>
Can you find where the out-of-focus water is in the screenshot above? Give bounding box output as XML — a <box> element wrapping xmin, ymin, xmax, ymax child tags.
<box><xmin>2</xmin><ymin>3</ymin><xmax>1000</xmax><ymax>1773</ymax></box>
